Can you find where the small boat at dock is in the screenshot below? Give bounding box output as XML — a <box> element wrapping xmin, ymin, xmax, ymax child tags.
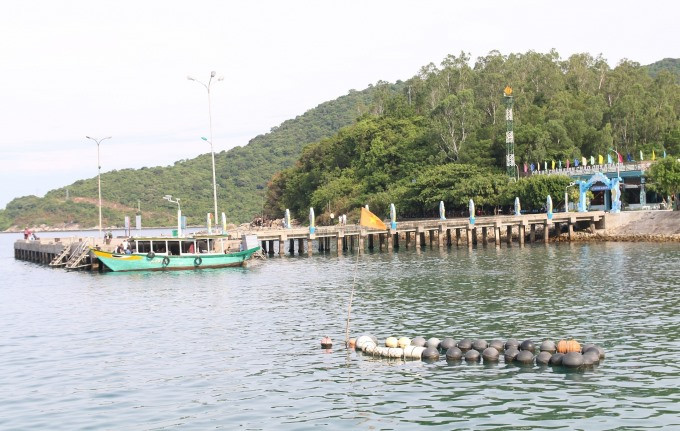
<box><xmin>92</xmin><ymin>235</ymin><xmax>260</xmax><ymax>272</ymax></box>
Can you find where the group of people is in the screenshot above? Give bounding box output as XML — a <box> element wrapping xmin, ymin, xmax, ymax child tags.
<box><xmin>115</xmin><ymin>239</ymin><xmax>132</xmax><ymax>255</ymax></box>
<box><xmin>23</xmin><ymin>227</ymin><xmax>38</xmax><ymax>240</ymax></box>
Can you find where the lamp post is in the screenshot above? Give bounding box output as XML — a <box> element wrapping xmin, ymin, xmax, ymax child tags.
<box><xmin>189</xmin><ymin>72</ymin><xmax>223</xmax><ymax>229</ymax></box>
<box><xmin>163</xmin><ymin>195</ymin><xmax>182</xmax><ymax>237</ymax></box>
<box><xmin>86</xmin><ymin>136</ymin><xmax>112</xmax><ymax>238</ymax></box>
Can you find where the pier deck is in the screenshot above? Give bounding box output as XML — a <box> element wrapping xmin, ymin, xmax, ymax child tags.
<box><xmin>14</xmin><ymin>211</ymin><xmax>607</xmax><ymax>267</ymax></box>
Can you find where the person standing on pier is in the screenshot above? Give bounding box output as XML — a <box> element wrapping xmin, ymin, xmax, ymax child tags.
<box><xmin>23</xmin><ymin>227</ymin><xmax>31</xmax><ymax>240</ymax></box>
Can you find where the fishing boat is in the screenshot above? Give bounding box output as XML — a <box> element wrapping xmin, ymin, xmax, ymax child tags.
<box><xmin>92</xmin><ymin>235</ymin><xmax>260</xmax><ymax>272</ymax></box>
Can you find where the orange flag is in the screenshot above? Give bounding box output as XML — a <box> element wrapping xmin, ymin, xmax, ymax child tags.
<box><xmin>360</xmin><ymin>207</ymin><xmax>387</xmax><ymax>230</ymax></box>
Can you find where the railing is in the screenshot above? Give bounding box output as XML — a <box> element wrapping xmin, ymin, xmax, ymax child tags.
<box><xmin>525</xmin><ymin>161</ymin><xmax>653</xmax><ymax>177</ymax></box>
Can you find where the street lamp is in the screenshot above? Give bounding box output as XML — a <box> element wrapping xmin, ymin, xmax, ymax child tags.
<box><xmin>163</xmin><ymin>195</ymin><xmax>182</xmax><ymax>237</ymax></box>
<box><xmin>86</xmin><ymin>135</ymin><xmax>112</xmax><ymax>238</ymax></box>
<box><xmin>189</xmin><ymin>71</ymin><xmax>223</xmax><ymax>229</ymax></box>
<box><xmin>201</xmin><ymin>136</ymin><xmax>218</xmax><ymax>232</ymax></box>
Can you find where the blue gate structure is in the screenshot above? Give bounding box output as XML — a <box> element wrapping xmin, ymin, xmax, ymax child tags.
<box><xmin>576</xmin><ymin>172</ymin><xmax>621</xmax><ymax>213</ymax></box>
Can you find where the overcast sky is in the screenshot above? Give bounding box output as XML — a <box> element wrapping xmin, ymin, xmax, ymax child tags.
<box><xmin>0</xmin><ymin>0</ymin><xmax>677</xmax><ymax>209</ymax></box>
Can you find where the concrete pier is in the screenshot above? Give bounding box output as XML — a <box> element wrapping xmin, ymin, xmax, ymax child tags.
<box><xmin>234</xmin><ymin>211</ymin><xmax>607</xmax><ymax>257</ymax></box>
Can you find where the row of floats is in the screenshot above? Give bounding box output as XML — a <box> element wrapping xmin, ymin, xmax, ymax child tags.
<box><xmin>351</xmin><ymin>335</ymin><xmax>606</xmax><ymax>369</ymax></box>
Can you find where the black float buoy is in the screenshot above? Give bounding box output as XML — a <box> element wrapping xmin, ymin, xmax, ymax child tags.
<box><xmin>504</xmin><ymin>347</ymin><xmax>520</xmax><ymax>363</ymax></box>
<box><xmin>482</xmin><ymin>347</ymin><xmax>499</xmax><ymax>362</ymax></box>
<box><xmin>536</xmin><ymin>351</ymin><xmax>552</xmax><ymax>365</ymax></box>
<box><xmin>520</xmin><ymin>339</ymin><xmax>535</xmax><ymax>353</ymax></box>
<box><xmin>515</xmin><ymin>350</ymin><xmax>534</xmax><ymax>365</ymax></box>
<box><xmin>472</xmin><ymin>339</ymin><xmax>488</xmax><ymax>352</ymax></box>
<box><xmin>464</xmin><ymin>349</ymin><xmax>480</xmax><ymax>362</ymax></box>
<box><xmin>582</xmin><ymin>350</ymin><xmax>600</xmax><ymax>365</ymax></box>
<box><xmin>539</xmin><ymin>340</ymin><xmax>556</xmax><ymax>354</ymax></box>
<box><xmin>581</xmin><ymin>343</ymin><xmax>596</xmax><ymax>354</ymax></box>
<box><xmin>584</xmin><ymin>345</ymin><xmax>605</xmax><ymax>359</ymax></box>
<box><xmin>562</xmin><ymin>352</ymin><xmax>584</xmax><ymax>368</ymax></box>
<box><xmin>457</xmin><ymin>339</ymin><xmax>472</xmax><ymax>352</ymax></box>
<box><xmin>505</xmin><ymin>338</ymin><xmax>520</xmax><ymax>350</ymax></box>
<box><xmin>411</xmin><ymin>336</ymin><xmax>426</xmax><ymax>347</ymax></box>
<box><xmin>489</xmin><ymin>340</ymin><xmax>504</xmax><ymax>352</ymax></box>
<box><xmin>549</xmin><ymin>352</ymin><xmax>564</xmax><ymax>366</ymax></box>
<box><xmin>445</xmin><ymin>346</ymin><xmax>463</xmax><ymax>361</ymax></box>
<box><xmin>439</xmin><ymin>338</ymin><xmax>456</xmax><ymax>352</ymax></box>
<box><xmin>422</xmin><ymin>347</ymin><xmax>440</xmax><ymax>361</ymax></box>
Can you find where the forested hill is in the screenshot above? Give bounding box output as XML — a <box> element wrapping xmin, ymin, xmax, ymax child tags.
<box><xmin>645</xmin><ymin>58</ymin><xmax>680</xmax><ymax>82</ymax></box>
<box><xmin>267</xmin><ymin>51</ymin><xmax>680</xmax><ymax>222</ymax></box>
<box><xmin>0</xmin><ymin>85</ymin><xmax>392</xmax><ymax>230</ymax></box>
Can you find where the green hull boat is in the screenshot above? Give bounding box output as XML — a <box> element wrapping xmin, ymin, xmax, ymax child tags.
<box><xmin>93</xmin><ymin>235</ymin><xmax>260</xmax><ymax>271</ymax></box>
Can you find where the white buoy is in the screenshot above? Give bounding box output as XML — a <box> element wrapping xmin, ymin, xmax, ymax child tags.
<box><xmin>403</xmin><ymin>345</ymin><xmax>425</xmax><ymax>360</ymax></box>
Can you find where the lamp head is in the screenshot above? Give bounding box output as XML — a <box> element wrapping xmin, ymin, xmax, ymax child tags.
<box><xmin>218</xmin><ymin>76</ymin><xmax>224</xmax><ymax>81</ymax></box>
<box><xmin>187</xmin><ymin>76</ymin><xmax>195</xmax><ymax>81</ymax></box>
<box><xmin>211</xmin><ymin>71</ymin><xmax>216</xmax><ymax>78</ymax></box>
<box><xmin>163</xmin><ymin>195</ymin><xmax>172</xmax><ymax>200</ymax></box>
<box><xmin>201</xmin><ymin>137</ymin><xmax>208</xmax><ymax>142</ymax></box>
<box><xmin>85</xmin><ymin>135</ymin><xmax>91</xmax><ymax>139</ymax></box>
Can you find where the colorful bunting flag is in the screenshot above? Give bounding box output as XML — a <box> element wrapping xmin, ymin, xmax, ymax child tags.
<box><xmin>551</xmin><ymin>160</ymin><xmax>555</xmax><ymax>170</ymax></box>
<box><xmin>574</xmin><ymin>159</ymin><xmax>579</xmax><ymax>167</ymax></box>
<box><xmin>640</xmin><ymin>150</ymin><xmax>644</xmax><ymax>161</ymax></box>
<box><xmin>558</xmin><ymin>160</ymin><xmax>562</xmax><ymax>169</ymax></box>
<box><xmin>566</xmin><ymin>159</ymin><xmax>570</xmax><ymax>168</ymax></box>
<box><xmin>607</xmin><ymin>154</ymin><xmax>613</xmax><ymax>164</ymax></box>
<box><xmin>598</xmin><ymin>154</ymin><xmax>604</xmax><ymax>165</ymax></box>
<box><xmin>652</xmin><ymin>150</ymin><xmax>656</xmax><ymax>161</ymax></box>
<box><xmin>581</xmin><ymin>156</ymin><xmax>587</xmax><ymax>166</ymax></box>
<box><xmin>523</xmin><ymin>162</ymin><xmax>528</xmax><ymax>173</ymax></box>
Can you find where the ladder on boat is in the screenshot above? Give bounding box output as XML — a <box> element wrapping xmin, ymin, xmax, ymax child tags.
<box><xmin>49</xmin><ymin>245</ymin><xmax>71</xmax><ymax>267</ymax></box>
<box><xmin>65</xmin><ymin>242</ymin><xmax>92</xmax><ymax>269</ymax></box>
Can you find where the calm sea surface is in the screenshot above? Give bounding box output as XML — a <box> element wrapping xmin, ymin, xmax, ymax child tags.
<box><xmin>1</xmin><ymin>230</ymin><xmax>679</xmax><ymax>430</ymax></box>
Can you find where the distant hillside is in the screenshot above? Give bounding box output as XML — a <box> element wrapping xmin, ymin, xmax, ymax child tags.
<box><xmin>0</xmin><ymin>86</ymin><xmax>390</xmax><ymax>230</ymax></box>
<box><xmin>645</xmin><ymin>58</ymin><xmax>680</xmax><ymax>82</ymax></box>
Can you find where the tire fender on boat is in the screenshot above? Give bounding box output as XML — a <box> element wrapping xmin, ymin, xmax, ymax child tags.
<box><xmin>162</xmin><ymin>256</ymin><xmax>170</xmax><ymax>266</ymax></box>
<box><xmin>194</xmin><ymin>256</ymin><xmax>202</xmax><ymax>266</ymax></box>
<box><xmin>147</xmin><ymin>251</ymin><xmax>155</xmax><ymax>259</ymax></box>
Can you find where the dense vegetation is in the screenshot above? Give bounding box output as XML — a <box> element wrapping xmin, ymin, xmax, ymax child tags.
<box><xmin>3</xmin><ymin>52</ymin><xmax>679</xmax><ymax>230</ymax></box>
<box><xmin>645</xmin><ymin>58</ymin><xmax>680</xmax><ymax>82</ymax></box>
<box><xmin>0</xmin><ymin>86</ymin><xmax>384</xmax><ymax>230</ymax></box>
<box><xmin>646</xmin><ymin>157</ymin><xmax>680</xmax><ymax>208</ymax></box>
<box><xmin>269</xmin><ymin>51</ymin><xmax>680</xmax><ymax>222</ymax></box>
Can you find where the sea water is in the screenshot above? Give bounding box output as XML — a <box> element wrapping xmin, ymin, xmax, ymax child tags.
<box><xmin>1</xmin><ymin>231</ymin><xmax>679</xmax><ymax>430</ymax></box>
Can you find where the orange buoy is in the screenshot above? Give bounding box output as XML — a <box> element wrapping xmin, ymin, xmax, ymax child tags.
<box><xmin>321</xmin><ymin>336</ymin><xmax>332</xmax><ymax>349</ymax></box>
<box><xmin>348</xmin><ymin>338</ymin><xmax>356</xmax><ymax>348</ymax></box>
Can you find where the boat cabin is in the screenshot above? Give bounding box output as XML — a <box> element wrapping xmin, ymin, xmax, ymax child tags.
<box><xmin>132</xmin><ymin>237</ymin><xmax>225</xmax><ymax>256</ymax></box>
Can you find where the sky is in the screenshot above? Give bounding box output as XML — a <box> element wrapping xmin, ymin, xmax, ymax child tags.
<box><xmin>0</xmin><ymin>0</ymin><xmax>678</xmax><ymax>209</ymax></box>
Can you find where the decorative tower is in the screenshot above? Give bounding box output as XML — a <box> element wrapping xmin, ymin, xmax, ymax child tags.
<box><xmin>504</xmin><ymin>86</ymin><xmax>515</xmax><ymax>179</ymax></box>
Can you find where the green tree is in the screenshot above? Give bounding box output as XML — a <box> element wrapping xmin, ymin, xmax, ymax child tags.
<box><xmin>646</xmin><ymin>158</ymin><xmax>680</xmax><ymax>209</ymax></box>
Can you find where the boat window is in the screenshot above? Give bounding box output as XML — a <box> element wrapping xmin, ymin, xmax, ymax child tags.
<box><xmin>168</xmin><ymin>241</ymin><xmax>180</xmax><ymax>256</ymax></box>
<box><xmin>152</xmin><ymin>241</ymin><xmax>167</xmax><ymax>254</ymax></box>
<box><xmin>198</xmin><ymin>240</ymin><xmax>208</xmax><ymax>253</ymax></box>
<box><xmin>181</xmin><ymin>241</ymin><xmax>196</xmax><ymax>254</ymax></box>
<box><xmin>136</xmin><ymin>241</ymin><xmax>151</xmax><ymax>253</ymax></box>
